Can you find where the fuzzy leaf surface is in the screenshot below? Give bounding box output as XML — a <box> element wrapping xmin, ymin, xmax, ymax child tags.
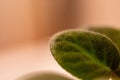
<box><xmin>88</xmin><ymin>27</ymin><xmax>120</xmax><ymax>78</ymax></box>
<box><xmin>50</xmin><ymin>30</ymin><xmax>120</xmax><ymax>80</ymax></box>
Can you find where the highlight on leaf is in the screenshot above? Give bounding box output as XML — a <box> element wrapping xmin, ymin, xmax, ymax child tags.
<box><xmin>50</xmin><ymin>29</ymin><xmax>120</xmax><ymax>80</ymax></box>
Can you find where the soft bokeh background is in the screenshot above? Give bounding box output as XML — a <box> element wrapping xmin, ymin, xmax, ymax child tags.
<box><xmin>0</xmin><ymin>0</ymin><xmax>120</xmax><ymax>80</ymax></box>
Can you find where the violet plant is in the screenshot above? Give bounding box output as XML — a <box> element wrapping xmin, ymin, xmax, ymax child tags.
<box><xmin>50</xmin><ymin>27</ymin><xmax>120</xmax><ymax>80</ymax></box>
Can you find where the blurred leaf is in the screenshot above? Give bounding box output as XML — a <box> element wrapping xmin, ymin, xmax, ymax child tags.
<box><xmin>50</xmin><ymin>29</ymin><xmax>120</xmax><ymax>80</ymax></box>
<box><xmin>17</xmin><ymin>72</ymin><xmax>73</xmax><ymax>80</ymax></box>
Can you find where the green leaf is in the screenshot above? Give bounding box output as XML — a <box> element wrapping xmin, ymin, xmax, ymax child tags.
<box><xmin>87</xmin><ymin>26</ymin><xmax>120</xmax><ymax>78</ymax></box>
<box><xmin>50</xmin><ymin>29</ymin><xmax>120</xmax><ymax>80</ymax></box>
<box><xmin>87</xmin><ymin>26</ymin><xmax>120</xmax><ymax>50</ymax></box>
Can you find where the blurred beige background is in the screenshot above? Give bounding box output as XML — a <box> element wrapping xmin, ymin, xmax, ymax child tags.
<box><xmin>0</xmin><ymin>0</ymin><xmax>35</xmax><ymax>48</ymax></box>
<box><xmin>77</xmin><ymin>0</ymin><xmax>120</xmax><ymax>27</ymax></box>
<box><xmin>0</xmin><ymin>0</ymin><xmax>78</xmax><ymax>48</ymax></box>
<box><xmin>1</xmin><ymin>0</ymin><xmax>120</xmax><ymax>48</ymax></box>
<box><xmin>0</xmin><ymin>0</ymin><xmax>120</xmax><ymax>80</ymax></box>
